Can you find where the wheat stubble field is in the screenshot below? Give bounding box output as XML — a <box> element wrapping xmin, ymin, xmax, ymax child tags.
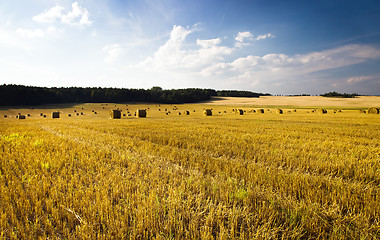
<box><xmin>0</xmin><ymin>96</ymin><xmax>379</xmax><ymax>239</ymax></box>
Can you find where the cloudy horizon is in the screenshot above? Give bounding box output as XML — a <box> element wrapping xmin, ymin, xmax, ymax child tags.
<box><xmin>1</xmin><ymin>0</ymin><xmax>380</xmax><ymax>95</ymax></box>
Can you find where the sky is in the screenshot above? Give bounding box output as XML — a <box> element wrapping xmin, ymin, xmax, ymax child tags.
<box><xmin>1</xmin><ymin>0</ymin><xmax>380</xmax><ymax>95</ymax></box>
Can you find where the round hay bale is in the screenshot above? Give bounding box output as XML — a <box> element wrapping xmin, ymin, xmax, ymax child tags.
<box><xmin>166</xmin><ymin>113</ymin><xmax>168</xmax><ymax>115</ymax></box>
<box><xmin>178</xmin><ymin>112</ymin><xmax>181</xmax><ymax>115</ymax></box>
<box><xmin>358</xmin><ymin>109</ymin><xmax>366</xmax><ymax>113</ymax></box>
<box><xmin>18</xmin><ymin>115</ymin><xmax>26</xmax><ymax>119</ymax></box>
<box><xmin>40</xmin><ymin>113</ymin><xmax>43</xmax><ymax>116</ymax></box>
<box><xmin>43</xmin><ymin>115</ymin><xmax>46</xmax><ymax>118</ymax></box>
<box><xmin>4</xmin><ymin>115</ymin><xmax>7</xmax><ymax>118</ymax></box>
<box><xmin>235</xmin><ymin>109</ymin><xmax>244</xmax><ymax>115</ymax></box>
<box><xmin>338</xmin><ymin>110</ymin><xmax>342</xmax><ymax>112</ymax></box>
<box><xmin>27</xmin><ymin>114</ymin><xmax>30</xmax><ymax>117</ymax></box>
<box><xmin>367</xmin><ymin>107</ymin><xmax>379</xmax><ymax>114</ymax></box>
<box><xmin>258</xmin><ymin>109</ymin><xmax>264</xmax><ymax>113</ymax></box>
<box><xmin>136</xmin><ymin>109</ymin><xmax>147</xmax><ymax>118</ymax></box>
<box><xmin>81</xmin><ymin>112</ymin><xmax>84</xmax><ymax>115</ymax></box>
<box><xmin>68</xmin><ymin>114</ymin><xmax>71</xmax><ymax>117</ymax></box>
<box><xmin>276</xmin><ymin>109</ymin><xmax>283</xmax><ymax>114</ymax></box>
<box><xmin>184</xmin><ymin>110</ymin><xmax>190</xmax><ymax>115</ymax></box>
<box><xmin>203</xmin><ymin>109</ymin><xmax>212</xmax><ymax>116</ymax></box>
<box><xmin>110</xmin><ymin>110</ymin><xmax>121</xmax><ymax>119</ymax></box>
<box><xmin>123</xmin><ymin>114</ymin><xmax>126</xmax><ymax>117</ymax></box>
<box><xmin>318</xmin><ymin>109</ymin><xmax>327</xmax><ymax>114</ymax></box>
<box><xmin>94</xmin><ymin>112</ymin><xmax>97</xmax><ymax>114</ymax></box>
<box><xmin>52</xmin><ymin>112</ymin><xmax>60</xmax><ymax>118</ymax></box>
<box><xmin>74</xmin><ymin>110</ymin><xmax>77</xmax><ymax>112</ymax></box>
<box><xmin>76</xmin><ymin>113</ymin><xmax>79</xmax><ymax>116</ymax></box>
<box><xmin>292</xmin><ymin>109</ymin><xmax>297</xmax><ymax>112</ymax></box>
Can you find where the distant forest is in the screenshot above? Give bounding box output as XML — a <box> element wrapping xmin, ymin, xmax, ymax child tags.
<box><xmin>0</xmin><ymin>85</ymin><xmax>270</xmax><ymax>106</ymax></box>
<box><xmin>320</xmin><ymin>91</ymin><xmax>359</xmax><ymax>98</ymax></box>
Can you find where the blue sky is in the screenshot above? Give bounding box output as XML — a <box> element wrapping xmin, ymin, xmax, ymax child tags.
<box><xmin>1</xmin><ymin>0</ymin><xmax>380</xmax><ymax>95</ymax></box>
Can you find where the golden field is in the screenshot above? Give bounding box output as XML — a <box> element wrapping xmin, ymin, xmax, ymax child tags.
<box><xmin>0</xmin><ymin>97</ymin><xmax>379</xmax><ymax>239</ymax></box>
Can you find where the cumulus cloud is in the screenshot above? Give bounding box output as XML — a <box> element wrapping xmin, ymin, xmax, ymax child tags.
<box><xmin>137</xmin><ymin>25</ymin><xmax>233</xmax><ymax>71</ymax></box>
<box><xmin>32</xmin><ymin>2</ymin><xmax>92</xmax><ymax>26</ymax></box>
<box><xmin>235</xmin><ymin>31</ymin><xmax>253</xmax><ymax>42</ymax></box>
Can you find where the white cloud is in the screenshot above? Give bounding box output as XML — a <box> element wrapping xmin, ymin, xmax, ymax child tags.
<box><xmin>103</xmin><ymin>44</ymin><xmax>124</xmax><ymax>63</ymax></box>
<box><xmin>197</xmin><ymin>38</ymin><xmax>221</xmax><ymax>48</ymax></box>
<box><xmin>235</xmin><ymin>31</ymin><xmax>253</xmax><ymax>42</ymax></box>
<box><xmin>61</xmin><ymin>2</ymin><xmax>92</xmax><ymax>26</ymax></box>
<box><xmin>32</xmin><ymin>5</ymin><xmax>64</xmax><ymax>23</ymax></box>
<box><xmin>32</xmin><ymin>2</ymin><xmax>92</xmax><ymax>27</ymax></box>
<box><xmin>256</xmin><ymin>33</ymin><xmax>274</xmax><ymax>40</ymax></box>
<box><xmin>137</xmin><ymin>25</ymin><xmax>233</xmax><ymax>71</ymax></box>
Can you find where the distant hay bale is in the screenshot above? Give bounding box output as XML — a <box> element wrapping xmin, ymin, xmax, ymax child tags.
<box><xmin>76</xmin><ymin>113</ymin><xmax>79</xmax><ymax>116</ymax></box>
<box><xmin>27</xmin><ymin>114</ymin><xmax>30</xmax><ymax>117</ymax></box>
<box><xmin>367</xmin><ymin>107</ymin><xmax>379</xmax><ymax>114</ymax></box>
<box><xmin>184</xmin><ymin>110</ymin><xmax>190</xmax><ymax>115</ymax></box>
<box><xmin>4</xmin><ymin>115</ymin><xmax>7</xmax><ymax>118</ymax></box>
<box><xmin>68</xmin><ymin>114</ymin><xmax>71</xmax><ymax>117</ymax></box>
<box><xmin>318</xmin><ymin>109</ymin><xmax>327</xmax><ymax>114</ymax></box>
<box><xmin>40</xmin><ymin>113</ymin><xmax>43</xmax><ymax>116</ymax></box>
<box><xmin>252</xmin><ymin>110</ymin><xmax>256</xmax><ymax>113</ymax></box>
<box><xmin>81</xmin><ymin>112</ymin><xmax>84</xmax><ymax>115</ymax></box>
<box><xmin>74</xmin><ymin>110</ymin><xmax>77</xmax><ymax>112</ymax></box>
<box><xmin>123</xmin><ymin>114</ymin><xmax>126</xmax><ymax>117</ymax></box>
<box><xmin>193</xmin><ymin>110</ymin><xmax>196</xmax><ymax>112</ymax></box>
<box><xmin>166</xmin><ymin>113</ymin><xmax>168</xmax><ymax>115</ymax></box>
<box><xmin>52</xmin><ymin>112</ymin><xmax>60</xmax><ymax>118</ymax></box>
<box><xmin>136</xmin><ymin>109</ymin><xmax>147</xmax><ymax>118</ymax></box>
<box><xmin>128</xmin><ymin>114</ymin><xmax>132</xmax><ymax>116</ymax></box>
<box><xmin>292</xmin><ymin>109</ymin><xmax>297</xmax><ymax>112</ymax></box>
<box><xmin>94</xmin><ymin>112</ymin><xmax>97</xmax><ymax>114</ymax></box>
<box><xmin>276</xmin><ymin>109</ymin><xmax>283</xmax><ymax>114</ymax></box>
<box><xmin>338</xmin><ymin>110</ymin><xmax>342</xmax><ymax>112</ymax></box>
<box><xmin>203</xmin><ymin>109</ymin><xmax>212</xmax><ymax>116</ymax></box>
<box><xmin>178</xmin><ymin>112</ymin><xmax>181</xmax><ymax>115</ymax></box>
<box><xmin>358</xmin><ymin>109</ymin><xmax>366</xmax><ymax>113</ymax></box>
<box><xmin>258</xmin><ymin>109</ymin><xmax>264</xmax><ymax>113</ymax></box>
<box><xmin>43</xmin><ymin>115</ymin><xmax>46</xmax><ymax>118</ymax></box>
<box><xmin>224</xmin><ymin>111</ymin><xmax>227</xmax><ymax>113</ymax></box>
<box><xmin>110</xmin><ymin>110</ymin><xmax>121</xmax><ymax>119</ymax></box>
<box><xmin>18</xmin><ymin>115</ymin><xmax>26</xmax><ymax>119</ymax></box>
<box><xmin>236</xmin><ymin>109</ymin><xmax>244</xmax><ymax>115</ymax></box>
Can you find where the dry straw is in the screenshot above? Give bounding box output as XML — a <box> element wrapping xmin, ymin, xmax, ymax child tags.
<box><xmin>109</xmin><ymin>110</ymin><xmax>121</xmax><ymax>119</ymax></box>
<box><xmin>203</xmin><ymin>109</ymin><xmax>212</xmax><ymax>116</ymax></box>
<box><xmin>367</xmin><ymin>107</ymin><xmax>379</xmax><ymax>114</ymax></box>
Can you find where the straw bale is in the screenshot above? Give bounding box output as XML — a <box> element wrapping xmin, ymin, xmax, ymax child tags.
<box><xmin>236</xmin><ymin>109</ymin><xmax>244</xmax><ymax>115</ymax></box>
<box><xmin>136</xmin><ymin>109</ymin><xmax>146</xmax><ymax>118</ymax></box>
<box><xmin>18</xmin><ymin>115</ymin><xmax>26</xmax><ymax>119</ymax></box>
<box><xmin>258</xmin><ymin>109</ymin><xmax>264</xmax><ymax>113</ymax></box>
<box><xmin>358</xmin><ymin>109</ymin><xmax>366</xmax><ymax>113</ymax></box>
<box><xmin>110</xmin><ymin>110</ymin><xmax>121</xmax><ymax>119</ymax></box>
<box><xmin>4</xmin><ymin>115</ymin><xmax>7</xmax><ymax>118</ymax></box>
<box><xmin>276</xmin><ymin>109</ymin><xmax>283</xmax><ymax>114</ymax></box>
<box><xmin>184</xmin><ymin>110</ymin><xmax>190</xmax><ymax>115</ymax></box>
<box><xmin>68</xmin><ymin>114</ymin><xmax>71</xmax><ymax>117</ymax></box>
<box><xmin>52</xmin><ymin>112</ymin><xmax>60</xmax><ymax>118</ymax></box>
<box><xmin>318</xmin><ymin>109</ymin><xmax>327</xmax><ymax>114</ymax></box>
<box><xmin>203</xmin><ymin>109</ymin><xmax>212</xmax><ymax>116</ymax></box>
<box><xmin>367</xmin><ymin>107</ymin><xmax>379</xmax><ymax>114</ymax></box>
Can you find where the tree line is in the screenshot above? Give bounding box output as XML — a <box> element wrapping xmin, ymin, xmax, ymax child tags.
<box><xmin>0</xmin><ymin>85</ymin><xmax>270</xmax><ymax>106</ymax></box>
<box><xmin>320</xmin><ymin>91</ymin><xmax>359</xmax><ymax>98</ymax></box>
